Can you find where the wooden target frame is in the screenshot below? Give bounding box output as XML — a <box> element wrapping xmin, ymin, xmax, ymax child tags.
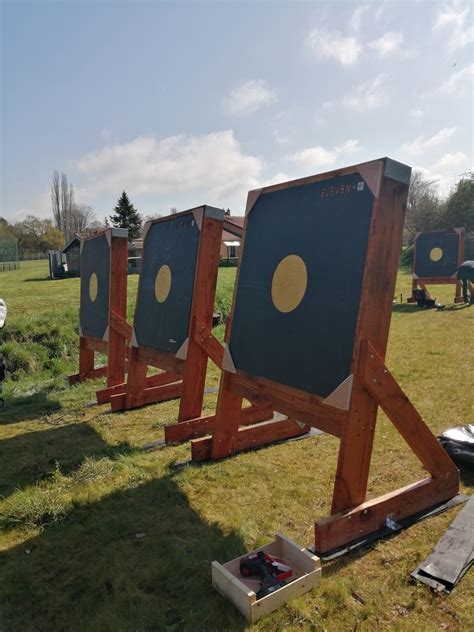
<box><xmin>190</xmin><ymin>158</ymin><xmax>459</xmax><ymax>554</ymax></box>
<box><xmin>69</xmin><ymin>228</ymin><xmax>129</xmax><ymax>387</ymax></box>
<box><xmin>96</xmin><ymin>207</ymin><xmax>275</xmax><ymax>438</ymax></box>
<box><xmin>408</xmin><ymin>228</ymin><xmax>465</xmax><ymax>304</ymax></box>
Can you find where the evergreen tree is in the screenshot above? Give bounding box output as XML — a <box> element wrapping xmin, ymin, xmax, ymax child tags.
<box><xmin>109</xmin><ymin>191</ymin><xmax>142</xmax><ymax>240</ymax></box>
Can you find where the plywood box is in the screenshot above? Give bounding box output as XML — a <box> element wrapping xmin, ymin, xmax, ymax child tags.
<box><xmin>212</xmin><ymin>532</ymin><xmax>321</xmax><ymax>623</ymax></box>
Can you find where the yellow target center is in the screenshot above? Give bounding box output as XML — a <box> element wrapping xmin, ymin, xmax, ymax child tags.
<box><xmin>429</xmin><ymin>247</ymin><xmax>443</xmax><ymax>262</ymax></box>
<box><xmin>271</xmin><ymin>255</ymin><xmax>308</xmax><ymax>313</ymax></box>
<box><xmin>155</xmin><ymin>264</ymin><xmax>172</xmax><ymax>303</ymax></box>
<box><xmin>89</xmin><ymin>272</ymin><xmax>98</xmax><ymax>302</ymax></box>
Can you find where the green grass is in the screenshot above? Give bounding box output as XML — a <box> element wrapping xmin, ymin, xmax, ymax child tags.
<box><xmin>0</xmin><ymin>260</ymin><xmax>473</xmax><ymax>631</ymax></box>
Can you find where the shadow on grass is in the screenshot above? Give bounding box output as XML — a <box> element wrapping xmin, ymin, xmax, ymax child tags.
<box><xmin>0</xmin><ymin>475</ymin><xmax>248</xmax><ymax>632</ymax></box>
<box><xmin>392</xmin><ymin>303</ymin><xmax>433</xmax><ymax>314</ymax></box>
<box><xmin>0</xmin><ymin>387</ymin><xmax>62</xmax><ymax>424</ymax></box>
<box><xmin>0</xmin><ymin>423</ymin><xmax>133</xmax><ymax>498</ymax></box>
<box><xmin>23</xmin><ymin>277</ymin><xmax>52</xmax><ymax>282</ymax></box>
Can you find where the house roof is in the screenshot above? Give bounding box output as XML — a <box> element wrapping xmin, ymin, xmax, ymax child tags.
<box><xmin>223</xmin><ymin>216</ymin><xmax>244</xmax><ymax>241</ymax></box>
<box><xmin>61</xmin><ymin>235</ymin><xmax>80</xmax><ymax>253</ymax></box>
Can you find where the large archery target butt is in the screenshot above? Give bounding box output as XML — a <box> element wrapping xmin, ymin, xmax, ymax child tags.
<box><xmin>133</xmin><ymin>213</ymin><xmax>200</xmax><ymax>354</ymax></box>
<box><xmin>414</xmin><ymin>230</ymin><xmax>460</xmax><ymax>279</ymax></box>
<box><xmin>229</xmin><ymin>173</ymin><xmax>375</xmax><ymax>398</ymax></box>
<box><xmin>80</xmin><ymin>234</ymin><xmax>110</xmax><ymax>339</ymax></box>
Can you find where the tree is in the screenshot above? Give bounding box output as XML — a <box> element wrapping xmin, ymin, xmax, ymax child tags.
<box><xmin>404</xmin><ymin>171</ymin><xmax>443</xmax><ymax>245</ymax></box>
<box><xmin>441</xmin><ymin>174</ymin><xmax>474</xmax><ymax>232</ymax></box>
<box><xmin>109</xmin><ymin>191</ymin><xmax>142</xmax><ymax>240</ymax></box>
<box><xmin>69</xmin><ymin>204</ymin><xmax>96</xmax><ymax>234</ymax></box>
<box><xmin>51</xmin><ymin>171</ymin><xmax>75</xmax><ymax>240</ymax></box>
<box><xmin>12</xmin><ymin>215</ymin><xmax>64</xmax><ymax>253</ymax></box>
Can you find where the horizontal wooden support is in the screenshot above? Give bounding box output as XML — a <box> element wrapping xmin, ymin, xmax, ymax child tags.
<box><xmin>193</xmin><ymin>317</ymin><xmax>224</xmax><ymax>369</ymax></box>
<box><xmin>230</xmin><ymin>372</ymin><xmax>346</xmax><ymax>438</ymax></box>
<box><xmin>84</xmin><ymin>336</ymin><xmax>108</xmax><ymax>354</ymax></box>
<box><xmin>164</xmin><ymin>405</ymin><xmax>274</xmax><ymax>444</ymax></box>
<box><xmin>413</xmin><ymin>277</ymin><xmax>458</xmax><ymax>285</ymax></box>
<box><xmin>110</xmin><ymin>310</ymin><xmax>132</xmax><ymax>341</ymax></box>
<box><xmin>68</xmin><ymin>364</ymin><xmax>107</xmax><ymax>385</ymax></box>
<box><xmin>314</xmin><ymin>476</ymin><xmax>459</xmax><ymax>554</ymax></box>
<box><xmin>361</xmin><ymin>341</ymin><xmax>459</xmax><ymax>480</ymax></box>
<box><xmin>110</xmin><ymin>380</ymin><xmax>182</xmax><ymax>412</ymax></box>
<box><xmin>96</xmin><ymin>371</ymin><xmax>179</xmax><ymax>405</ymax></box>
<box><xmin>191</xmin><ymin>417</ymin><xmax>308</xmax><ymax>462</ymax></box>
<box><xmin>136</xmin><ymin>345</ymin><xmax>184</xmax><ymax>375</ymax></box>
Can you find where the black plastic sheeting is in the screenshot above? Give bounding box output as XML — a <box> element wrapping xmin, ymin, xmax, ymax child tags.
<box><xmin>411</xmin><ymin>496</ymin><xmax>474</xmax><ymax>593</ymax></box>
<box><xmin>439</xmin><ymin>424</ymin><xmax>474</xmax><ymax>469</ymax></box>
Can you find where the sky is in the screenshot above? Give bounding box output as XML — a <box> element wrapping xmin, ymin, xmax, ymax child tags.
<box><xmin>1</xmin><ymin>0</ymin><xmax>473</xmax><ymax>223</ymax></box>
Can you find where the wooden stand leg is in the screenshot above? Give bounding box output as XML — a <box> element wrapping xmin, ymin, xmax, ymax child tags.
<box><xmin>122</xmin><ymin>347</ymin><xmax>148</xmax><ymax>409</ymax></box>
<box><xmin>208</xmin><ymin>372</ymin><xmax>244</xmax><ymax>459</ymax></box>
<box><xmin>407</xmin><ymin>279</ymin><xmax>417</xmax><ymax>303</ymax></box>
<box><xmin>454</xmin><ymin>280</ymin><xmax>463</xmax><ymax>304</ymax></box>
<box><xmin>178</xmin><ymin>328</ymin><xmax>209</xmax><ymax>422</ymax></box>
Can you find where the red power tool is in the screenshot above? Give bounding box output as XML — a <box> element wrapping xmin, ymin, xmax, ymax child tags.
<box><xmin>239</xmin><ymin>551</ymin><xmax>293</xmax><ymax>599</ymax></box>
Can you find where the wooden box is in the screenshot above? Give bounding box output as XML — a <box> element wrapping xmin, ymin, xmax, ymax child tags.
<box><xmin>212</xmin><ymin>533</ymin><xmax>321</xmax><ymax>623</ymax></box>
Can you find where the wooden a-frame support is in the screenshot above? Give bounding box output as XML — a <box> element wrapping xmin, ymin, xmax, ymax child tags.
<box><xmin>69</xmin><ymin>228</ymin><xmax>130</xmax><ymax>388</ymax></box>
<box><xmin>408</xmin><ymin>228</ymin><xmax>465</xmax><ymax>305</ymax></box>
<box><xmin>190</xmin><ymin>158</ymin><xmax>460</xmax><ymax>554</ymax></box>
<box><xmin>95</xmin><ymin>209</ymin><xmax>278</xmax><ymax>441</ymax></box>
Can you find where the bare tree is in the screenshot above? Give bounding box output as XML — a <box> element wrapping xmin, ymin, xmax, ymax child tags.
<box><xmin>404</xmin><ymin>171</ymin><xmax>442</xmax><ymax>245</ymax></box>
<box><xmin>69</xmin><ymin>204</ymin><xmax>96</xmax><ymax>235</ymax></box>
<box><xmin>51</xmin><ymin>171</ymin><xmax>75</xmax><ymax>240</ymax></box>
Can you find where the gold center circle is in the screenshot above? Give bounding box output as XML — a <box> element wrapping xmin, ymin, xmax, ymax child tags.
<box><xmin>429</xmin><ymin>247</ymin><xmax>443</xmax><ymax>262</ymax></box>
<box><xmin>89</xmin><ymin>272</ymin><xmax>98</xmax><ymax>302</ymax></box>
<box><xmin>271</xmin><ymin>255</ymin><xmax>308</xmax><ymax>313</ymax></box>
<box><xmin>155</xmin><ymin>264</ymin><xmax>172</xmax><ymax>303</ymax></box>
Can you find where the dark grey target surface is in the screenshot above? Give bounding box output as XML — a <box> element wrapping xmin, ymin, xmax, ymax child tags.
<box><xmin>414</xmin><ymin>230</ymin><xmax>460</xmax><ymax>279</ymax></box>
<box><xmin>229</xmin><ymin>173</ymin><xmax>374</xmax><ymax>397</ymax></box>
<box><xmin>133</xmin><ymin>213</ymin><xmax>200</xmax><ymax>354</ymax></box>
<box><xmin>80</xmin><ymin>234</ymin><xmax>110</xmax><ymax>339</ymax></box>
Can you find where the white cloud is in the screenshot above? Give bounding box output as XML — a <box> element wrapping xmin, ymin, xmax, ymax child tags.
<box><xmin>290</xmin><ymin>139</ymin><xmax>359</xmax><ymax>170</ymax></box>
<box><xmin>349</xmin><ymin>5</ymin><xmax>369</xmax><ymax>34</ymax></box>
<box><xmin>221</xmin><ymin>80</ymin><xmax>277</xmax><ymax>116</ymax></box>
<box><xmin>308</xmin><ymin>27</ymin><xmax>362</xmax><ymax>66</ymax></box>
<box><xmin>432</xmin><ymin>151</ymin><xmax>468</xmax><ymax>170</ymax></box>
<box><xmin>433</xmin><ymin>63</ymin><xmax>474</xmax><ymax>94</ymax></box>
<box><xmin>410</xmin><ymin>108</ymin><xmax>425</xmax><ymax>119</ymax></box>
<box><xmin>368</xmin><ymin>31</ymin><xmax>403</xmax><ymax>56</ymax></box>
<box><xmin>434</xmin><ymin>2</ymin><xmax>473</xmax><ymax>49</ymax></box>
<box><xmin>77</xmin><ymin>130</ymin><xmax>262</xmax><ymax>204</ymax></box>
<box><xmin>343</xmin><ymin>74</ymin><xmax>388</xmax><ymax>111</ymax></box>
<box><xmin>402</xmin><ymin>127</ymin><xmax>457</xmax><ymax>155</ymax></box>
<box><xmin>272</xmin><ymin>130</ymin><xmax>290</xmax><ymax>145</ymax></box>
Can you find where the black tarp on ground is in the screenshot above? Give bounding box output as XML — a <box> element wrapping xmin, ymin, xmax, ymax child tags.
<box><xmin>439</xmin><ymin>424</ymin><xmax>474</xmax><ymax>469</ymax></box>
<box><xmin>133</xmin><ymin>213</ymin><xmax>200</xmax><ymax>355</ymax></box>
<box><xmin>411</xmin><ymin>496</ymin><xmax>474</xmax><ymax>592</ymax></box>
<box><xmin>229</xmin><ymin>172</ymin><xmax>373</xmax><ymax>397</ymax></box>
<box><xmin>414</xmin><ymin>229</ymin><xmax>460</xmax><ymax>279</ymax></box>
<box><xmin>80</xmin><ymin>233</ymin><xmax>110</xmax><ymax>340</ymax></box>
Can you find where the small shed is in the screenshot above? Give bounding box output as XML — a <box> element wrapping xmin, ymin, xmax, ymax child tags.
<box><xmin>62</xmin><ymin>235</ymin><xmax>81</xmax><ymax>277</ymax></box>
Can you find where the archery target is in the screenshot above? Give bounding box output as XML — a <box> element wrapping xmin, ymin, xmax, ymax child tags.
<box><xmin>414</xmin><ymin>230</ymin><xmax>460</xmax><ymax>279</ymax></box>
<box><xmin>133</xmin><ymin>213</ymin><xmax>200</xmax><ymax>354</ymax></box>
<box><xmin>80</xmin><ymin>234</ymin><xmax>110</xmax><ymax>339</ymax></box>
<box><xmin>229</xmin><ymin>172</ymin><xmax>374</xmax><ymax>398</ymax></box>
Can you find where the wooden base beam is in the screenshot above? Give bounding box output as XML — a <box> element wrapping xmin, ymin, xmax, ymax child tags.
<box><xmin>191</xmin><ymin>417</ymin><xmax>309</xmax><ymax>462</ymax></box>
<box><xmin>315</xmin><ymin>476</ymin><xmax>459</xmax><ymax>553</ymax></box>
<box><xmin>164</xmin><ymin>405</ymin><xmax>274</xmax><ymax>444</ymax></box>
<box><xmin>68</xmin><ymin>364</ymin><xmax>107</xmax><ymax>385</ymax></box>
<box><xmin>110</xmin><ymin>380</ymin><xmax>183</xmax><ymax>412</ymax></box>
<box><xmin>96</xmin><ymin>371</ymin><xmax>179</xmax><ymax>405</ymax></box>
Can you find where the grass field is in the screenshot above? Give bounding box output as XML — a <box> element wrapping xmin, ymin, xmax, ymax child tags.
<box><xmin>0</xmin><ymin>260</ymin><xmax>472</xmax><ymax>631</ymax></box>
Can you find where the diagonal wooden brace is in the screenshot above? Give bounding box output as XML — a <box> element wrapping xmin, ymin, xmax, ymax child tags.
<box><xmin>193</xmin><ymin>316</ymin><xmax>224</xmax><ymax>369</ymax></box>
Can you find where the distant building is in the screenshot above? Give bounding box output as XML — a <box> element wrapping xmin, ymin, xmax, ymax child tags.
<box><xmin>220</xmin><ymin>216</ymin><xmax>244</xmax><ymax>265</ymax></box>
<box><xmin>62</xmin><ymin>235</ymin><xmax>81</xmax><ymax>277</ymax></box>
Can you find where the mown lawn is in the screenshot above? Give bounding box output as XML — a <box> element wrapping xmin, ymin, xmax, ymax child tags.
<box><xmin>0</xmin><ymin>260</ymin><xmax>472</xmax><ymax>631</ymax></box>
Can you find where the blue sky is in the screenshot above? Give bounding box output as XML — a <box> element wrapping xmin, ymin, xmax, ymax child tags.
<box><xmin>1</xmin><ymin>0</ymin><xmax>472</xmax><ymax>222</ymax></box>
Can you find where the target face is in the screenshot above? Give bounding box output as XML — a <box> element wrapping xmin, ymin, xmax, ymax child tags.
<box><xmin>229</xmin><ymin>173</ymin><xmax>374</xmax><ymax>398</ymax></box>
<box><xmin>414</xmin><ymin>230</ymin><xmax>460</xmax><ymax>279</ymax></box>
<box><xmin>80</xmin><ymin>234</ymin><xmax>110</xmax><ymax>339</ymax></box>
<box><xmin>133</xmin><ymin>213</ymin><xmax>200</xmax><ymax>354</ymax></box>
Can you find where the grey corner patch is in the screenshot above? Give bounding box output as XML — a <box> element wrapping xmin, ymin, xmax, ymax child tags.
<box><xmin>131</xmin><ymin>328</ymin><xmax>138</xmax><ymax>347</ymax></box>
<box><xmin>192</xmin><ymin>208</ymin><xmax>204</xmax><ymax>231</ymax></box>
<box><xmin>204</xmin><ymin>206</ymin><xmax>225</xmax><ymax>221</ymax></box>
<box><xmin>143</xmin><ymin>222</ymin><xmax>152</xmax><ymax>241</ymax></box>
<box><xmin>222</xmin><ymin>344</ymin><xmax>236</xmax><ymax>373</ymax></box>
<box><xmin>384</xmin><ymin>159</ymin><xmax>412</xmax><ymax>186</ymax></box>
<box><xmin>79</xmin><ymin>323</ymin><xmax>84</xmax><ymax>337</ymax></box>
<box><xmin>323</xmin><ymin>374</ymin><xmax>353</xmax><ymax>411</ymax></box>
<box><xmin>175</xmin><ymin>337</ymin><xmax>189</xmax><ymax>360</ymax></box>
<box><xmin>111</xmin><ymin>227</ymin><xmax>129</xmax><ymax>239</ymax></box>
<box><xmin>102</xmin><ymin>325</ymin><xmax>109</xmax><ymax>342</ymax></box>
<box><xmin>413</xmin><ymin>273</ymin><xmax>419</xmax><ymax>279</ymax></box>
<box><xmin>80</xmin><ymin>239</ymin><xmax>85</xmax><ymax>254</ymax></box>
<box><xmin>246</xmin><ymin>188</ymin><xmax>263</xmax><ymax>215</ymax></box>
<box><xmin>357</xmin><ymin>160</ymin><xmax>384</xmax><ymax>197</ymax></box>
